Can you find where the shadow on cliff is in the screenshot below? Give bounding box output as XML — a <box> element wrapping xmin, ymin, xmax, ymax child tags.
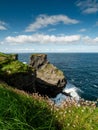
<box><xmin>0</xmin><ymin>72</ymin><xmax>35</xmax><ymax>93</ymax></box>
<box><xmin>0</xmin><ymin>72</ymin><xmax>63</xmax><ymax>98</ymax></box>
<box><xmin>35</xmin><ymin>78</ymin><xmax>63</xmax><ymax>97</ymax></box>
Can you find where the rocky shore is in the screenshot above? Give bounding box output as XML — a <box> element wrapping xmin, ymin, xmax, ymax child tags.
<box><xmin>0</xmin><ymin>52</ymin><xmax>66</xmax><ymax>97</ymax></box>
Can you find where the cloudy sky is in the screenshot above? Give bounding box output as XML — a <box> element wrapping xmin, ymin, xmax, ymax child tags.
<box><xmin>0</xmin><ymin>0</ymin><xmax>98</xmax><ymax>53</ymax></box>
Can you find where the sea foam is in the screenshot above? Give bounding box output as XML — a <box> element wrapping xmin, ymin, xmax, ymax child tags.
<box><xmin>63</xmin><ymin>82</ymin><xmax>81</xmax><ymax>101</ymax></box>
<box><xmin>53</xmin><ymin>82</ymin><xmax>81</xmax><ymax>104</ymax></box>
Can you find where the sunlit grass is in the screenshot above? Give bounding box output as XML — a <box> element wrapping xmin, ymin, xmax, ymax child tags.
<box><xmin>0</xmin><ymin>82</ymin><xmax>57</xmax><ymax>130</ymax></box>
<box><xmin>0</xmin><ymin>81</ymin><xmax>98</xmax><ymax>130</ymax></box>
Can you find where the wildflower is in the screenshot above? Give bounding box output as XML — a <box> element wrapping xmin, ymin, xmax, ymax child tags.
<box><xmin>56</xmin><ymin>115</ymin><xmax>58</xmax><ymax>118</ymax></box>
<box><xmin>73</xmin><ymin>125</ymin><xmax>76</xmax><ymax>128</ymax></box>
<box><xmin>68</xmin><ymin>110</ymin><xmax>71</xmax><ymax>113</ymax></box>
<box><xmin>64</xmin><ymin>111</ymin><xmax>67</xmax><ymax>114</ymax></box>
<box><xmin>77</xmin><ymin>104</ymin><xmax>80</xmax><ymax>107</ymax></box>
<box><xmin>76</xmin><ymin>115</ymin><xmax>78</xmax><ymax>118</ymax></box>
<box><xmin>81</xmin><ymin>109</ymin><xmax>84</xmax><ymax>112</ymax></box>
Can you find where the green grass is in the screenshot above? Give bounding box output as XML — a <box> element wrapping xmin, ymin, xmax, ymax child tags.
<box><xmin>0</xmin><ymin>82</ymin><xmax>98</xmax><ymax>130</ymax></box>
<box><xmin>1</xmin><ymin>60</ymin><xmax>32</xmax><ymax>74</ymax></box>
<box><xmin>0</xmin><ymin>52</ymin><xmax>17</xmax><ymax>65</ymax></box>
<box><xmin>54</xmin><ymin>104</ymin><xmax>98</xmax><ymax>130</ymax></box>
<box><xmin>0</xmin><ymin>82</ymin><xmax>57</xmax><ymax>130</ymax></box>
<box><xmin>0</xmin><ymin>52</ymin><xmax>35</xmax><ymax>76</ymax></box>
<box><xmin>0</xmin><ymin>52</ymin><xmax>98</xmax><ymax>130</ymax></box>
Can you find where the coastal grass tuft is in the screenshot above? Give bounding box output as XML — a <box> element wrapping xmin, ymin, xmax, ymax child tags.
<box><xmin>0</xmin><ymin>82</ymin><xmax>98</xmax><ymax>130</ymax></box>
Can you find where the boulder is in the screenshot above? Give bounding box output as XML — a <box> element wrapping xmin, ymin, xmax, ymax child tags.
<box><xmin>30</xmin><ymin>54</ymin><xmax>67</xmax><ymax>97</ymax></box>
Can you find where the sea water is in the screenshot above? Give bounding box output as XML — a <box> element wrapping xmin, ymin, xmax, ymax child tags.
<box><xmin>18</xmin><ymin>53</ymin><xmax>98</xmax><ymax>102</ymax></box>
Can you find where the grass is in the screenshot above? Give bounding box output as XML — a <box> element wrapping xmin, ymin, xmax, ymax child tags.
<box><xmin>54</xmin><ymin>102</ymin><xmax>98</xmax><ymax>130</ymax></box>
<box><xmin>1</xmin><ymin>60</ymin><xmax>32</xmax><ymax>74</ymax></box>
<box><xmin>0</xmin><ymin>52</ymin><xmax>17</xmax><ymax>65</ymax></box>
<box><xmin>0</xmin><ymin>52</ymin><xmax>98</xmax><ymax>130</ymax></box>
<box><xmin>0</xmin><ymin>52</ymin><xmax>35</xmax><ymax>76</ymax></box>
<box><xmin>0</xmin><ymin>81</ymin><xmax>98</xmax><ymax>130</ymax></box>
<box><xmin>0</xmin><ymin>82</ymin><xmax>58</xmax><ymax>130</ymax></box>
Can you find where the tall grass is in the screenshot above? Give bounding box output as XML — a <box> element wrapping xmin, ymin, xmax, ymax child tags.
<box><xmin>0</xmin><ymin>82</ymin><xmax>98</xmax><ymax>130</ymax></box>
<box><xmin>0</xmin><ymin>82</ymin><xmax>58</xmax><ymax>130</ymax></box>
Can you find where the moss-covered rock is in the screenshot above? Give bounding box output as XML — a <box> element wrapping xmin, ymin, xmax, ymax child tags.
<box><xmin>0</xmin><ymin>52</ymin><xmax>18</xmax><ymax>65</ymax></box>
<box><xmin>37</xmin><ymin>63</ymin><xmax>65</xmax><ymax>87</ymax></box>
<box><xmin>1</xmin><ymin>60</ymin><xmax>32</xmax><ymax>75</ymax></box>
<box><xmin>0</xmin><ymin>52</ymin><xmax>36</xmax><ymax>92</ymax></box>
<box><xmin>30</xmin><ymin>54</ymin><xmax>67</xmax><ymax>97</ymax></box>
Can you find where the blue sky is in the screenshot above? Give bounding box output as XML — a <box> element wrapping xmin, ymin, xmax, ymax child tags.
<box><xmin>0</xmin><ymin>0</ymin><xmax>98</xmax><ymax>53</ymax></box>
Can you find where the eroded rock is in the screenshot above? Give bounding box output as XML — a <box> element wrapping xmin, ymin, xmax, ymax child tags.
<box><xmin>30</xmin><ymin>54</ymin><xmax>67</xmax><ymax>97</ymax></box>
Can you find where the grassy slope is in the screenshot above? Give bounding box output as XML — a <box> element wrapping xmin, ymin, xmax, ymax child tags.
<box><xmin>55</xmin><ymin>104</ymin><xmax>98</xmax><ymax>130</ymax></box>
<box><xmin>0</xmin><ymin>82</ymin><xmax>98</xmax><ymax>130</ymax></box>
<box><xmin>0</xmin><ymin>52</ymin><xmax>98</xmax><ymax>130</ymax></box>
<box><xmin>0</xmin><ymin>82</ymin><xmax>57</xmax><ymax>130</ymax></box>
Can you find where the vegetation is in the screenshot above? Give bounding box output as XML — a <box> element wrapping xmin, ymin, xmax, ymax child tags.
<box><xmin>0</xmin><ymin>52</ymin><xmax>98</xmax><ymax>130</ymax></box>
<box><xmin>0</xmin><ymin>81</ymin><xmax>98</xmax><ymax>130</ymax></box>
<box><xmin>1</xmin><ymin>61</ymin><xmax>32</xmax><ymax>74</ymax></box>
<box><xmin>0</xmin><ymin>81</ymin><xmax>57</xmax><ymax>130</ymax></box>
<box><xmin>38</xmin><ymin>63</ymin><xmax>63</xmax><ymax>76</ymax></box>
<box><xmin>0</xmin><ymin>52</ymin><xmax>34</xmax><ymax>76</ymax></box>
<box><xmin>54</xmin><ymin>100</ymin><xmax>98</xmax><ymax>130</ymax></box>
<box><xmin>0</xmin><ymin>52</ymin><xmax>17</xmax><ymax>65</ymax></box>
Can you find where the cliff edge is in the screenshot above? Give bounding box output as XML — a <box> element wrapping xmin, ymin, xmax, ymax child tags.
<box><xmin>0</xmin><ymin>52</ymin><xmax>66</xmax><ymax>97</ymax></box>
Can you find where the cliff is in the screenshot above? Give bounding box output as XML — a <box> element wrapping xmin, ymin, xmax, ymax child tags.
<box><xmin>0</xmin><ymin>52</ymin><xmax>66</xmax><ymax>97</ymax></box>
<box><xmin>30</xmin><ymin>54</ymin><xmax>66</xmax><ymax>97</ymax></box>
<box><xmin>0</xmin><ymin>53</ymin><xmax>35</xmax><ymax>92</ymax></box>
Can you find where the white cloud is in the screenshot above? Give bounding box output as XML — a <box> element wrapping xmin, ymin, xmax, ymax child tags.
<box><xmin>5</xmin><ymin>34</ymin><xmax>81</xmax><ymax>44</ymax></box>
<box><xmin>25</xmin><ymin>14</ymin><xmax>79</xmax><ymax>32</ymax></box>
<box><xmin>76</xmin><ymin>0</ymin><xmax>98</xmax><ymax>14</ymax></box>
<box><xmin>82</xmin><ymin>36</ymin><xmax>98</xmax><ymax>44</ymax></box>
<box><xmin>79</xmin><ymin>28</ymin><xmax>86</xmax><ymax>32</ymax></box>
<box><xmin>83</xmin><ymin>8</ymin><xmax>98</xmax><ymax>14</ymax></box>
<box><xmin>0</xmin><ymin>21</ymin><xmax>7</xmax><ymax>30</ymax></box>
<box><xmin>94</xmin><ymin>37</ymin><xmax>98</xmax><ymax>42</ymax></box>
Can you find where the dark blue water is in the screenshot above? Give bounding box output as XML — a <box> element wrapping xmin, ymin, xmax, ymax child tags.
<box><xmin>18</xmin><ymin>53</ymin><xmax>98</xmax><ymax>101</ymax></box>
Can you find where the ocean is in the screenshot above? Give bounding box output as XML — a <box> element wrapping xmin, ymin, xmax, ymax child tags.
<box><xmin>18</xmin><ymin>53</ymin><xmax>98</xmax><ymax>102</ymax></box>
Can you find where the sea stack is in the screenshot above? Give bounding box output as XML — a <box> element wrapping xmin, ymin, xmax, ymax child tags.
<box><xmin>30</xmin><ymin>54</ymin><xmax>67</xmax><ymax>97</ymax></box>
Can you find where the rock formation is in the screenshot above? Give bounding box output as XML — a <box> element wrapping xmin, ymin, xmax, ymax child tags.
<box><xmin>30</xmin><ymin>54</ymin><xmax>66</xmax><ymax>97</ymax></box>
<box><xmin>0</xmin><ymin>52</ymin><xmax>67</xmax><ymax>97</ymax></box>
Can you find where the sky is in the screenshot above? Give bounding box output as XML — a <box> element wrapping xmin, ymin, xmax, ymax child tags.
<box><xmin>0</xmin><ymin>0</ymin><xmax>98</xmax><ymax>53</ymax></box>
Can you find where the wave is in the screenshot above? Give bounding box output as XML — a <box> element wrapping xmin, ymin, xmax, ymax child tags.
<box><xmin>63</xmin><ymin>82</ymin><xmax>81</xmax><ymax>101</ymax></box>
<box><xmin>52</xmin><ymin>82</ymin><xmax>81</xmax><ymax>105</ymax></box>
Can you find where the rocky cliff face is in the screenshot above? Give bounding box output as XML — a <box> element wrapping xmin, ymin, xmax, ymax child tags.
<box><xmin>0</xmin><ymin>53</ymin><xmax>36</xmax><ymax>92</ymax></box>
<box><xmin>30</xmin><ymin>54</ymin><xmax>66</xmax><ymax>97</ymax></box>
<box><xmin>0</xmin><ymin>52</ymin><xmax>67</xmax><ymax>97</ymax></box>
<box><xmin>30</xmin><ymin>54</ymin><xmax>48</xmax><ymax>69</ymax></box>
